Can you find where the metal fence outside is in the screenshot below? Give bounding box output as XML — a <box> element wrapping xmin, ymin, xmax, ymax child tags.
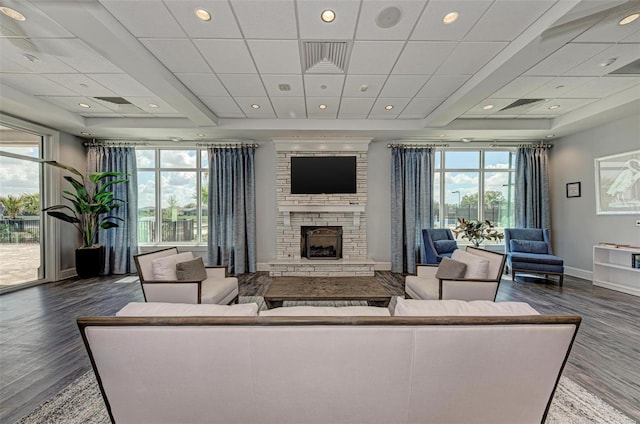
<box><xmin>0</xmin><ymin>218</ymin><xmax>40</xmax><ymax>243</ymax></box>
<box><xmin>138</xmin><ymin>219</ymin><xmax>195</xmax><ymax>243</ymax></box>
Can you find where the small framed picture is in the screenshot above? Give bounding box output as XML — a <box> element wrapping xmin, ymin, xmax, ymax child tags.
<box><xmin>632</xmin><ymin>253</ymin><xmax>640</xmax><ymax>269</ymax></box>
<box><xmin>566</xmin><ymin>182</ymin><xmax>581</xmax><ymax>198</ymax></box>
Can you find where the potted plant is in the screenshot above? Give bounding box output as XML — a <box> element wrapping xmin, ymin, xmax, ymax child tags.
<box><xmin>43</xmin><ymin>161</ymin><xmax>127</xmax><ymax>278</ymax></box>
<box><xmin>452</xmin><ymin>218</ymin><xmax>504</xmax><ymax>247</ymax></box>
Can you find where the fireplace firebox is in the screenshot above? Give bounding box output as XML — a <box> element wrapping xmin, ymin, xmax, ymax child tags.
<box><xmin>301</xmin><ymin>226</ymin><xmax>342</xmax><ymax>260</ymax></box>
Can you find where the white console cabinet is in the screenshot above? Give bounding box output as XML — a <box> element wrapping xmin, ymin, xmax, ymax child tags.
<box><xmin>592</xmin><ymin>245</ymin><xmax>640</xmax><ymax>296</ymax></box>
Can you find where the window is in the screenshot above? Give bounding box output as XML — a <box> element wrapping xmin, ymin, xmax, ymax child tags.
<box><xmin>434</xmin><ymin>149</ymin><xmax>515</xmax><ymax>234</ymax></box>
<box><xmin>136</xmin><ymin>149</ymin><xmax>208</xmax><ymax>244</ymax></box>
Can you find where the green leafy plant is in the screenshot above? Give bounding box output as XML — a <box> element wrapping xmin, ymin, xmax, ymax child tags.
<box><xmin>42</xmin><ymin>161</ymin><xmax>127</xmax><ymax>248</ymax></box>
<box><xmin>452</xmin><ymin>218</ymin><xmax>504</xmax><ymax>247</ymax></box>
<box><xmin>0</xmin><ymin>194</ymin><xmax>25</xmax><ymax>219</ymax></box>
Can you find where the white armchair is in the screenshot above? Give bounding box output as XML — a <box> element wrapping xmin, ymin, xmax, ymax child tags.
<box><xmin>134</xmin><ymin>247</ymin><xmax>238</xmax><ymax>305</ymax></box>
<box><xmin>405</xmin><ymin>246</ymin><xmax>506</xmax><ymax>301</ymax></box>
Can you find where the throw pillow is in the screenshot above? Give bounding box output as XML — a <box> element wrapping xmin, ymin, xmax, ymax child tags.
<box><xmin>510</xmin><ymin>239</ymin><xmax>548</xmax><ymax>254</ymax></box>
<box><xmin>435</xmin><ymin>257</ymin><xmax>467</xmax><ymax>279</ymax></box>
<box><xmin>151</xmin><ymin>252</ymin><xmax>194</xmax><ymax>280</ymax></box>
<box><xmin>433</xmin><ymin>239</ymin><xmax>458</xmax><ymax>254</ymax></box>
<box><xmin>176</xmin><ymin>257</ymin><xmax>208</xmax><ymax>281</ymax></box>
<box><xmin>451</xmin><ymin>250</ymin><xmax>490</xmax><ymax>279</ymax></box>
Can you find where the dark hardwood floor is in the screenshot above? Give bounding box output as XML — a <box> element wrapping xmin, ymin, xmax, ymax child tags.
<box><xmin>1</xmin><ymin>272</ymin><xmax>638</xmax><ymax>423</ymax></box>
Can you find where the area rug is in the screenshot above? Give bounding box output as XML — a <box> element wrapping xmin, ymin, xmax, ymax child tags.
<box><xmin>16</xmin><ymin>371</ymin><xmax>635</xmax><ymax>424</ymax></box>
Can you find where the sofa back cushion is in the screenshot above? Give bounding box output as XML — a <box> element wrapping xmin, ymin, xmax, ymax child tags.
<box><xmin>259</xmin><ymin>306</ymin><xmax>391</xmax><ymax>316</ymax></box>
<box><xmin>151</xmin><ymin>252</ymin><xmax>194</xmax><ymax>280</ymax></box>
<box><xmin>433</xmin><ymin>239</ymin><xmax>458</xmax><ymax>254</ymax></box>
<box><xmin>394</xmin><ymin>298</ymin><xmax>539</xmax><ymax>316</ymax></box>
<box><xmin>510</xmin><ymin>240</ymin><xmax>549</xmax><ymax>254</ymax></box>
<box><xmin>116</xmin><ymin>302</ymin><xmax>259</xmax><ymax>317</ymax></box>
<box><xmin>451</xmin><ymin>250</ymin><xmax>489</xmax><ymax>279</ymax></box>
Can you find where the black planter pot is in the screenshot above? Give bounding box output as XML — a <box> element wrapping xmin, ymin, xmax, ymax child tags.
<box><xmin>75</xmin><ymin>245</ymin><xmax>105</xmax><ymax>278</ymax></box>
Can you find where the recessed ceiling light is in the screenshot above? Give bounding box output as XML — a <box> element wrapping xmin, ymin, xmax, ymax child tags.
<box><xmin>251</xmin><ymin>104</ymin><xmax>261</xmax><ymax>109</ymax></box>
<box><xmin>384</xmin><ymin>105</ymin><xmax>394</xmax><ymax>110</ymax></box>
<box><xmin>318</xmin><ymin>104</ymin><xmax>327</xmax><ymax>110</ymax></box>
<box><xmin>22</xmin><ymin>54</ymin><xmax>39</xmax><ymax>63</ymax></box>
<box><xmin>482</xmin><ymin>104</ymin><xmax>494</xmax><ymax>110</ymax></box>
<box><xmin>439</xmin><ymin>134</ymin><xmax>446</xmax><ymax>138</ymax></box>
<box><xmin>442</xmin><ymin>11</ymin><xmax>459</xmax><ymax>24</ymax></box>
<box><xmin>195</xmin><ymin>8</ymin><xmax>211</xmax><ymax>21</ymax></box>
<box><xmin>80</xmin><ymin>132</ymin><xmax>91</xmax><ymax>136</ymax></box>
<box><xmin>197</xmin><ymin>133</ymin><xmax>205</xmax><ymax>137</ymax></box>
<box><xmin>148</xmin><ymin>103</ymin><xmax>159</xmax><ymax>108</ymax></box>
<box><xmin>618</xmin><ymin>12</ymin><xmax>639</xmax><ymax>25</ymax></box>
<box><xmin>79</xmin><ymin>103</ymin><xmax>91</xmax><ymax>108</ymax></box>
<box><xmin>170</xmin><ymin>137</ymin><xmax>182</xmax><ymax>142</ymax></box>
<box><xmin>360</xmin><ymin>84</ymin><xmax>368</xmax><ymax>92</ymax></box>
<box><xmin>461</xmin><ymin>138</ymin><xmax>471</xmax><ymax>143</ymax></box>
<box><xmin>321</xmin><ymin>9</ymin><xmax>335</xmax><ymax>23</ymax></box>
<box><xmin>0</xmin><ymin>6</ymin><xmax>26</xmax><ymax>21</ymax></box>
<box><xmin>546</xmin><ymin>134</ymin><xmax>555</xmax><ymax>138</ymax></box>
<box><xmin>548</xmin><ymin>104</ymin><xmax>560</xmax><ymax>110</ymax></box>
<box><xmin>600</xmin><ymin>57</ymin><xmax>617</xmax><ymax>67</ymax></box>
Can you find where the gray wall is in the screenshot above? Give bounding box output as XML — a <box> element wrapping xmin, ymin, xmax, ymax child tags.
<box><xmin>550</xmin><ymin>114</ymin><xmax>640</xmax><ymax>278</ymax></box>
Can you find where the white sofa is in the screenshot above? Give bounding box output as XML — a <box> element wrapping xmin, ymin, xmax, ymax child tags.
<box><xmin>405</xmin><ymin>246</ymin><xmax>506</xmax><ymax>301</ymax></box>
<box><xmin>134</xmin><ymin>247</ymin><xmax>238</xmax><ymax>305</ymax></box>
<box><xmin>79</xmin><ymin>300</ymin><xmax>580</xmax><ymax>424</ymax></box>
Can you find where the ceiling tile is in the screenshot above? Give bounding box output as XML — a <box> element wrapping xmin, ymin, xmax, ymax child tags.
<box><xmin>306</xmin><ymin>97</ymin><xmax>339</xmax><ymax>118</ymax></box>
<box><xmin>87</xmin><ymin>74</ymin><xmax>155</xmax><ymax>96</ymax></box>
<box><xmin>411</xmin><ymin>0</ymin><xmax>493</xmax><ymax>41</ymax></box>
<box><xmin>0</xmin><ymin>38</ymin><xmax>77</xmax><ymax>73</ymax></box>
<box><xmin>0</xmin><ymin>58</ymin><xmax>30</xmax><ymax>73</ymax></box>
<box><xmin>200</xmin><ymin>96</ymin><xmax>244</xmax><ymax>118</ymax></box>
<box><xmin>175</xmin><ymin>73</ymin><xmax>228</xmax><ymax>97</ymax></box>
<box><xmin>563</xmin><ymin>77</ymin><xmax>640</xmax><ymax>98</ymax></box>
<box><xmin>399</xmin><ymin>97</ymin><xmax>444</xmax><ymax>118</ymax></box>
<box><xmin>304</xmin><ymin>75</ymin><xmax>345</xmax><ymax>97</ymax></box>
<box><xmin>0</xmin><ymin>1</ymin><xmax>75</xmax><ymax>38</ymax></box>
<box><xmin>380</xmin><ymin>75</ymin><xmax>428</xmax><ymax>97</ymax></box>
<box><xmin>42</xmin><ymin>74</ymin><xmax>116</xmax><ymax>97</ymax></box>
<box><xmin>30</xmin><ymin>39</ymin><xmax>123</xmax><ymax>73</ymax></box>
<box><xmin>416</xmin><ymin>75</ymin><xmax>471</xmax><ymax>98</ymax></box>
<box><xmin>464</xmin><ymin>1</ymin><xmax>556</xmax><ymax>41</ymax></box>
<box><xmin>297</xmin><ymin>1</ymin><xmax>360</xmax><ymax>40</ymax></box>
<box><xmin>262</xmin><ymin>75</ymin><xmax>304</xmax><ymax>97</ymax></box>
<box><xmin>36</xmin><ymin>96</ymin><xmax>113</xmax><ymax>113</ymax></box>
<box><xmin>164</xmin><ymin>0</ymin><xmax>242</xmax><ymax>38</ymax></box>
<box><xmin>247</xmin><ymin>40</ymin><xmax>301</xmax><ymax>74</ymax></box>
<box><xmin>436</xmin><ymin>42</ymin><xmax>507</xmax><ymax>75</ymax></box>
<box><xmin>217</xmin><ymin>74</ymin><xmax>267</xmax><ymax>97</ymax></box>
<box><xmin>463</xmin><ymin>98</ymin><xmax>518</xmax><ymax>116</ymax></box>
<box><xmin>574</xmin><ymin>7</ymin><xmax>640</xmax><ymax>43</ymax></box>
<box><xmin>193</xmin><ymin>39</ymin><xmax>256</xmax><ymax>74</ymax></box>
<box><xmin>524</xmin><ymin>76</ymin><xmax>593</xmax><ymax>98</ymax></box>
<box><xmin>524</xmin><ymin>43</ymin><xmax>610</xmax><ymax>76</ymax></box>
<box><xmin>525</xmin><ymin>98</ymin><xmax>599</xmax><ymax>114</ymax></box>
<box><xmin>141</xmin><ymin>39</ymin><xmax>211</xmax><ymax>73</ymax></box>
<box><xmin>491</xmin><ymin>76</ymin><xmax>552</xmax><ymax>98</ymax></box>
<box><xmin>355</xmin><ymin>1</ymin><xmax>426</xmax><ymax>40</ymax></box>
<box><xmin>348</xmin><ymin>41</ymin><xmax>405</xmax><ymax>74</ymax></box>
<box><xmin>342</xmin><ymin>75</ymin><xmax>387</xmax><ymax>98</ymax></box>
<box><xmin>369</xmin><ymin>97</ymin><xmax>411</xmax><ymax>118</ymax></box>
<box><xmin>126</xmin><ymin>97</ymin><xmax>180</xmax><ymax>114</ymax></box>
<box><xmin>235</xmin><ymin>97</ymin><xmax>276</xmax><ymax>117</ymax></box>
<box><xmin>338</xmin><ymin>98</ymin><xmax>375</xmax><ymax>118</ymax></box>
<box><xmin>1</xmin><ymin>74</ymin><xmax>76</xmax><ymax>96</ymax></box>
<box><xmin>566</xmin><ymin>43</ymin><xmax>640</xmax><ymax>76</ymax></box>
<box><xmin>100</xmin><ymin>0</ymin><xmax>185</xmax><ymax>38</ymax></box>
<box><xmin>270</xmin><ymin>97</ymin><xmax>307</xmax><ymax>118</ymax></box>
<box><xmin>392</xmin><ymin>41</ymin><xmax>457</xmax><ymax>74</ymax></box>
<box><xmin>230</xmin><ymin>0</ymin><xmax>297</xmax><ymax>39</ymax></box>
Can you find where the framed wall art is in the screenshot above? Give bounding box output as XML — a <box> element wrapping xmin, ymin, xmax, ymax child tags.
<box><xmin>566</xmin><ymin>182</ymin><xmax>581</xmax><ymax>198</ymax></box>
<box><xmin>595</xmin><ymin>149</ymin><xmax>640</xmax><ymax>215</ymax></box>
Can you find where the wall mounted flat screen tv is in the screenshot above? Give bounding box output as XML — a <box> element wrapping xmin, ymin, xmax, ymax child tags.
<box><xmin>291</xmin><ymin>156</ymin><xmax>357</xmax><ymax>194</ymax></box>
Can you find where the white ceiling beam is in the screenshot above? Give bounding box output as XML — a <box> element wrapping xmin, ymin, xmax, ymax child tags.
<box><xmin>31</xmin><ymin>0</ymin><xmax>218</xmax><ymax>128</ymax></box>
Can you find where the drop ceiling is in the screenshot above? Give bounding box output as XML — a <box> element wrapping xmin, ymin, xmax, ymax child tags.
<box><xmin>0</xmin><ymin>0</ymin><xmax>639</xmax><ymax>143</ymax></box>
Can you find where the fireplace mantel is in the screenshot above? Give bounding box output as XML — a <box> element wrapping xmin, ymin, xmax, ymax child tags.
<box><xmin>279</xmin><ymin>204</ymin><xmax>365</xmax><ymax>226</ymax></box>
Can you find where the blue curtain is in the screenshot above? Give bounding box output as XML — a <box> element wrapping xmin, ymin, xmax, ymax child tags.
<box><xmin>208</xmin><ymin>146</ymin><xmax>256</xmax><ymax>275</ymax></box>
<box><xmin>87</xmin><ymin>146</ymin><xmax>138</xmax><ymax>274</ymax></box>
<box><xmin>391</xmin><ymin>147</ymin><xmax>434</xmax><ymax>274</ymax></box>
<box><xmin>515</xmin><ymin>147</ymin><xmax>551</xmax><ymax>229</ymax></box>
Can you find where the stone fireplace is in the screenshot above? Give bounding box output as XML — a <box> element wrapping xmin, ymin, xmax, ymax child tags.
<box><xmin>302</xmin><ymin>226</ymin><xmax>342</xmax><ymax>259</ymax></box>
<box><xmin>268</xmin><ymin>138</ymin><xmax>375</xmax><ymax>277</ymax></box>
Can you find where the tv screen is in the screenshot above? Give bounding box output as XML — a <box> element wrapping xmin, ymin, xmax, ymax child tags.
<box><xmin>291</xmin><ymin>156</ymin><xmax>357</xmax><ymax>194</ymax></box>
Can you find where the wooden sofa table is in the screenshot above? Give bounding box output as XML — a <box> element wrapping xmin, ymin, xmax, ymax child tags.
<box><xmin>264</xmin><ymin>276</ymin><xmax>391</xmax><ymax>309</ymax></box>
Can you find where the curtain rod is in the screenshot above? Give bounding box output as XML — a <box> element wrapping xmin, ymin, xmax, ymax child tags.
<box><xmin>84</xmin><ymin>141</ymin><xmax>149</xmax><ymax>147</ymax></box>
<box><xmin>489</xmin><ymin>143</ymin><xmax>553</xmax><ymax>148</ymax></box>
<box><xmin>196</xmin><ymin>143</ymin><xmax>259</xmax><ymax>148</ymax></box>
<box><xmin>387</xmin><ymin>143</ymin><xmax>449</xmax><ymax>148</ymax></box>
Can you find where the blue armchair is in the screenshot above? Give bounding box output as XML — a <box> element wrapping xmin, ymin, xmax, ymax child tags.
<box><xmin>422</xmin><ymin>229</ymin><xmax>459</xmax><ymax>264</ymax></box>
<box><xmin>504</xmin><ymin>228</ymin><xmax>564</xmax><ymax>285</ymax></box>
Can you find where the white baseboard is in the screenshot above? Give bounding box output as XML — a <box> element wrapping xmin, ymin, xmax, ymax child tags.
<box><xmin>374</xmin><ymin>261</ymin><xmax>391</xmax><ymax>271</ymax></box>
<box><xmin>564</xmin><ymin>266</ymin><xmax>592</xmax><ymax>282</ymax></box>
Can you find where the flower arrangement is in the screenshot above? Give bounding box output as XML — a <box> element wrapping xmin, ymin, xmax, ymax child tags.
<box><xmin>452</xmin><ymin>218</ymin><xmax>504</xmax><ymax>247</ymax></box>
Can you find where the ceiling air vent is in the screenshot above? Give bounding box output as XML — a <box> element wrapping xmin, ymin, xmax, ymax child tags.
<box><xmin>92</xmin><ymin>97</ymin><xmax>144</xmax><ymax>113</ymax></box>
<box><xmin>610</xmin><ymin>58</ymin><xmax>640</xmax><ymax>75</ymax></box>
<box><xmin>302</xmin><ymin>41</ymin><xmax>350</xmax><ymax>74</ymax></box>
<box><xmin>498</xmin><ymin>98</ymin><xmax>545</xmax><ymax>113</ymax></box>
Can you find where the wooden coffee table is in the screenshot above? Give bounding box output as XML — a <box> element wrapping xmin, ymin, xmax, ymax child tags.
<box><xmin>263</xmin><ymin>276</ymin><xmax>391</xmax><ymax>309</ymax></box>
